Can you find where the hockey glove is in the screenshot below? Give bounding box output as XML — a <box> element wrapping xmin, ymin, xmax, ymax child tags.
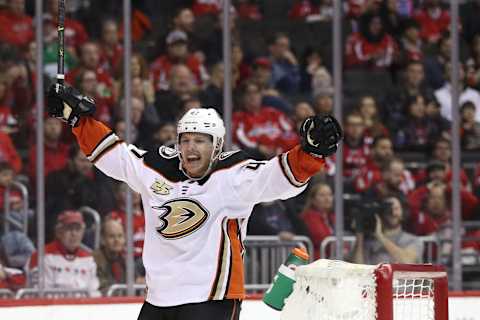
<box><xmin>47</xmin><ymin>83</ymin><xmax>96</xmax><ymax>127</ymax></box>
<box><xmin>300</xmin><ymin>115</ymin><xmax>343</xmax><ymax>158</ymax></box>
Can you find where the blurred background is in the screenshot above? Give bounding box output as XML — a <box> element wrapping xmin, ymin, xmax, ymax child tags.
<box><xmin>0</xmin><ymin>0</ymin><xmax>479</xmax><ymax>300</ymax></box>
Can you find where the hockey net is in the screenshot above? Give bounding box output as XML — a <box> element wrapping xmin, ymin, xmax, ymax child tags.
<box><xmin>281</xmin><ymin>260</ymin><xmax>448</xmax><ymax>320</ymax></box>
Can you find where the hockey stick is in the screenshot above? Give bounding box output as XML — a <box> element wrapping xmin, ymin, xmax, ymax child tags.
<box><xmin>57</xmin><ymin>0</ymin><xmax>65</xmax><ymax>85</ymax></box>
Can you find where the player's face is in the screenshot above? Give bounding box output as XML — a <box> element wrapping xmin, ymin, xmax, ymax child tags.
<box><xmin>179</xmin><ymin>132</ymin><xmax>214</xmax><ymax>178</ymax></box>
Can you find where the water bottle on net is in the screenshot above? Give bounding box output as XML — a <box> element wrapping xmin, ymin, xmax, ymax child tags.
<box><xmin>263</xmin><ymin>247</ymin><xmax>309</xmax><ymax>311</ymax></box>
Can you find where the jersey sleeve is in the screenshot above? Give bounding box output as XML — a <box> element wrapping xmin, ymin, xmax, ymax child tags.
<box><xmin>72</xmin><ymin>117</ymin><xmax>146</xmax><ymax>194</ymax></box>
<box><xmin>229</xmin><ymin>145</ymin><xmax>325</xmax><ymax>204</ymax></box>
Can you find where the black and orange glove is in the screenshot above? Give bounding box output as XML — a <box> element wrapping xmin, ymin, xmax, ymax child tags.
<box><xmin>300</xmin><ymin>115</ymin><xmax>343</xmax><ymax>158</ymax></box>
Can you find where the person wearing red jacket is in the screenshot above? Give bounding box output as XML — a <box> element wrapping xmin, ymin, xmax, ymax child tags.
<box><xmin>0</xmin><ymin>131</ymin><xmax>21</xmax><ymax>173</ymax></box>
<box><xmin>150</xmin><ymin>30</ymin><xmax>207</xmax><ymax>91</ymax></box>
<box><xmin>232</xmin><ymin>81</ymin><xmax>299</xmax><ymax>158</ymax></box>
<box><xmin>99</xmin><ymin>19</ymin><xmax>123</xmax><ymax>76</ymax></box>
<box><xmin>300</xmin><ymin>182</ymin><xmax>335</xmax><ymax>259</ymax></box>
<box><xmin>345</xmin><ymin>13</ymin><xmax>398</xmax><ymax>69</ymax></box>
<box><xmin>0</xmin><ymin>0</ymin><xmax>33</xmax><ymax>49</ymax></box>
<box><xmin>413</xmin><ymin>0</ymin><xmax>450</xmax><ymax>44</ymax></box>
<box><xmin>354</xmin><ymin>136</ymin><xmax>415</xmax><ymax>194</ymax></box>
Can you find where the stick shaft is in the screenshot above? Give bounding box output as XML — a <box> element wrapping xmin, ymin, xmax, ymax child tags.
<box><xmin>57</xmin><ymin>0</ymin><xmax>65</xmax><ymax>84</ymax></box>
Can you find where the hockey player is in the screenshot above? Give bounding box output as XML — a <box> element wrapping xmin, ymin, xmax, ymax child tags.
<box><xmin>47</xmin><ymin>83</ymin><xmax>342</xmax><ymax>320</ymax></box>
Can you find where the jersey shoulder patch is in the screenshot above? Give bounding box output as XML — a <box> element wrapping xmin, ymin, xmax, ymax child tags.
<box><xmin>212</xmin><ymin>150</ymin><xmax>250</xmax><ymax>172</ymax></box>
<box><xmin>143</xmin><ymin>146</ymin><xmax>187</xmax><ymax>182</ymax></box>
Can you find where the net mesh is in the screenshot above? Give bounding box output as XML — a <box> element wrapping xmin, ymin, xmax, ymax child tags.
<box><xmin>281</xmin><ymin>260</ymin><xmax>378</xmax><ymax>320</ymax></box>
<box><xmin>281</xmin><ymin>260</ymin><xmax>437</xmax><ymax>320</ymax></box>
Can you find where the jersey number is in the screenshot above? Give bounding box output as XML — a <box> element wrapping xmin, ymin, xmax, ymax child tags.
<box><xmin>245</xmin><ymin>161</ymin><xmax>266</xmax><ymax>171</ymax></box>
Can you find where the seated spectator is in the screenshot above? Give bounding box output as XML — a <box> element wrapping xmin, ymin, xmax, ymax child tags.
<box><xmin>154</xmin><ymin>64</ymin><xmax>198</xmax><ymax>122</ymax></box>
<box><xmin>0</xmin><ymin>162</ymin><xmax>16</xmax><ymax>208</ymax></box>
<box><xmin>28</xmin><ymin>210</ymin><xmax>100</xmax><ymax>296</ymax></box>
<box><xmin>98</xmin><ymin>19</ymin><xmax>123</xmax><ymax>76</ymax></box>
<box><xmin>363</xmin><ymin>157</ymin><xmax>414</xmax><ymax>200</ymax></box>
<box><xmin>0</xmin><ymin>75</ymin><xmax>19</xmax><ymax>134</ymax></box>
<box><xmin>45</xmin><ymin>145</ymin><xmax>115</xmax><ymax>240</ymax></box>
<box><xmin>408</xmin><ymin>161</ymin><xmax>478</xmax><ymax>220</ymax></box>
<box><xmin>435</xmin><ymin>62</ymin><xmax>480</xmax><ymax>123</ymax></box>
<box><xmin>288</xmin><ymin>0</ymin><xmax>333</xmax><ymax>22</ymax></box>
<box><xmin>232</xmin><ymin>44</ymin><xmax>251</xmax><ymax>87</ymax></box>
<box><xmin>413</xmin><ymin>0</ymin><xmax>450</xmax><ymax>45</ymax></box>
<box><xmin>237</xmin><ymin>0</ymin><xmax>263</xmax><ymax>21</ymax></box>
<box><xmin>293</xmin><ymin>102</ymin><xmax>315</xmax><ymax>132</ymax></box>
<box><xmin>343</xmin><ymin>111</ymin><xmax>370</xmax><ymax>179</ymax></box>
<box><xmin>313</xmin><ymin>91</ymin><xmax>333</xmax><ymax>115</ymax></box>
<box><xmin>232</xmin><ymin>81</ymin><xmax>298</xmax><ymax>159</ymax></box>
<box><xmin>107</xmin><ymin>182</ymin><xmax>145</xmax><ymax>259</ymax></box>
<box><xmin>248</xmin><ymin>200</ymin><xmax>296</xmax><ymax>241</ymax></box>
<box><xmin>140</xmin><ymin>122</ymin><xmax>176</xmax><ymax>150</ymax></box>
<box><xmin>267</xmin><ymin>33</ymin><xmax>301</xmax><ymax>94</ymax></box>
<box><xmin>466</xmin><ymin>34</ymin><xmax>480</xmax><ymax>91</ymax></box>
<box><xmin>397</xmin><ymin>19</ymin><xmax>424</xmax><ymax>64</ymax></box>
<box><xmin>391</xmin><ymin>95</ymin><xmax>447</xmax><ymax>152</ymax></box>
<box><xmin>424</xmin><ymin>34</ymin><xmax>451</xmax><ymax>90</ymax></box>
<box><xmin>300</xmin><ymin>49</ymin><xmax>333</xmax><ymax>98</ymax></box>
<box><xmin>66</xmin><ymin>41</ymin><xmax>116</xmax><ymax>105</ymax></box>
<box><xmin>345</xmin><ymin>13</ymin><xmax>398</xmax><ymax>69</ymax></box>
<box><xmin>0</xmin><ymin>130</ymin><xmax>21</xmax><ymax>173</ymax></box>
<box><xmin>199</xmin><ymin>62</ymin><xmax>224</xmax><ymax>115</ymax></box>
<box><xmin>249</xmin><ymin>57</ymin><xmax>292</xmax><ymax>114</ymax></box>
<box><xmin>170</xmin><ymin>7</ymin><xmax>197</xmax><ymax>49</ymax></box>
<box><xmin>0</xmin><ymin>247</ymin><xmax>26</xmax><ymax>290</ymax></box>
<box><xmin>378</xmin><ymin>0</ymin><xmax>404</xmax><ymax>38</ymax></box>
<box><xmin>460</xmin><ymin>101</ymin><xmax>480</xmax><ymax>150</ymax></box>
<box><xmin>1</xmin><ymin>230</ymin><xmax>34</xmax><ymax>269</ymax></box>
<box><xmin>117</xmin><ymin>53</ymin><xmax>155</xmax><ymax>106</ymax></box>
<box><xmin>354</xmin><ymin>136</ymin><xmax>415</xmax><ymax>194</ymax></box>
<box><xmin>300</xmin><ymin>182</ymin><xmax>335</xmax><ymax>259</ymax></box>
<box><xmin>357</xmin><ymin>95</ymin><xmax>388</xmax><ymax>143</ymax></box>
<box><xmin>0</xmin><ymin>0</ymin><xmax>33</xmax><ymax>50</ymax></box>
<box><xmin>3</xmin><ymin>189</ymin><xmax>34</xmax><ymax>235</ymax></box>
<box><xmin>382</xmin><ymin>60</ymin><xmax>434</xmax><ymax>128</ymax></box>
<box><xmin>415</xmin><ymin>138</ymin><xmax>470</xmax><ymax>189</ymax></box>
<box><xmin>192</xmin><ymin>0</ymin><xmax>221</xmax><ymax>16</ymax></box>
<box><xmin>28</xmin><ymin>117</ymin><xmax>68</xmax><ymax>181</ymax></box>
<box><xmin>351</xmin><ymin>196</ymin><xmax>423</xmax><ymax>264</ymax></box>
<box><xmin>150</xmin><ymin>30</ymin><xmax>208</xmax><ymax>92</ymax></box>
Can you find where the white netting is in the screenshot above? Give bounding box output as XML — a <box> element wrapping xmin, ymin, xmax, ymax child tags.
<box><xmin>393</xmin><ymin>276</ymin><xmax>435</xmax><ymax>320</ymax></box>
<box><xmin>281</xmin><ymin>260</ymin><xmax>378</xmax><ymax>320</ymax></box>
<box><xmin>281</xmin><ymin>260</ymin><xmax>439</xmax><ymax>320</ymax></box>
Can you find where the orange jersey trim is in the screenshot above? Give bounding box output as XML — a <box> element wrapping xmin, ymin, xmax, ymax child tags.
<box><xmin>286</xmin><ymin>145</ymin><xmax>325</xmax><ymax>183</ymax></box>
<box><xmin>72</xmin><ymin>118</ymin><xmax>113</xmax><ymax>156</ymax></box>
<box><xmin>225</xmin><ymin>219</ymin><xmax>245</xmax><ymax>300</ymax></box>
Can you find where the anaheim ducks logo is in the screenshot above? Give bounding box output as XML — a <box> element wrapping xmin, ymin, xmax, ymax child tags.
<box><xmin>153</xmin><ymin>199</ymin><xmax>209</xmax><ymax>239</ymax></box>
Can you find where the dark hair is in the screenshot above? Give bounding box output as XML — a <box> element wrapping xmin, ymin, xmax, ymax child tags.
<box><xmin>267</xmin><ymin>32</ymin><xmax>289</xmax><ymax>46</ymax></box>
<box><xmin>0</xmin><ymin>162</ymin><xmax>13</xmax><ymax>173</ymax></box>
<box><xmin>372</xmin><ymin>135</ymin><xmax>392</xmax><ymax>147</ymax></box>
<box><xmin>460</xmin><ymin>101</ymin><xmax>476</xmax><ymax>112</ymax></box>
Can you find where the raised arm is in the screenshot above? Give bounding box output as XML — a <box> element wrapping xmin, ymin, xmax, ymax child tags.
<box><xmin>47</xmin><ymin>83</ymin><xmax>146</xmax><ymax>193</ymax></box>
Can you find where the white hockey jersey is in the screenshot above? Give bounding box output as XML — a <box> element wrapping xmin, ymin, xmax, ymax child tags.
<box><xmin>72</xmin><ymin>118</ymin><xmax>325</xmax><ymax>306</ymax></box>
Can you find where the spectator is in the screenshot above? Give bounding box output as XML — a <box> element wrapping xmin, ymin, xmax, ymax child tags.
<box><xmin>237</xmin><ymin>0</ymin><xmax>263</xmax><ymax>21</ymax></box>
<box><xmin>382</xmin><ymin>60</ymin><xmax>433</xmax><ymax>128</ymax></box>
<box><xmin>150</xmin><ymin>30</ymin><xmax>208</xmax><ymax>92</ymax></box>
<box><xmin>379</xmin><ymin>0</ymin><xmax>404</xmax><ymax>38</ymax></box>
<box><xmin>140</xmin><ymin>121</ymin><xmax>176</xmax><ymax>150</ymax></box>
<box><xmin>66</xmin><ymin>41</ymin><xmax>116</xmax><ymax>104</ymax></box>
<box><xmin>363</xmin><ymin>157</ymin><xmax>412</xmax><ymax>200</ymax></box>
<box><xmin>231</xmin><ymin>44</ymin><xmax>251</xmax><ymax>87</ymax></box>
<box><xmin>192</xmin><ymin>0</ymin><xmax>221</xmax><ymax>16</ymax></box>
<box><xmin>357</xmin><ymin>95</ymin><xmax>388</xmax><ymax>142</ymax></box>
<box><xmin>99</xmin><ymin>19</ymin><xmax>123</xmax><ymax>76</ymax></box>
<box><xmin>408</xmin><ymin>161</ymin><xmax>478</xmax><ymax>220</ymax></box>
<box><xmin>313</xmin><ymin>92</ymin><xmax>333</xmax><ymax>115</ymax></box>
<box><xmin>199</xmin><ymin>62</ymin><xmax>224</xmax><ymax>115</ymax></box>
<box><xmin>414</xmin><ymin>138</ymin><xmax>470</xmax><ymax>189</ymax></box>
<box><xmin>77</xmin><ymin>70</ymin><xmax>113</xmax><ymax>125</ymax></box>
<box><xmin>267</xmin><ymin>32</ymin><xmax>301</xmax><ymax>94</ymax></box>
<box><xmin>232</xmin><ymin>81</ymin><xmax>298</xmax><ymax>159</ymax></box>
<box><xmin>466</xmin><ymin>34</ymin><xmax>480</xmax><ymax>91</ymax></box>
<box><xmin>154</xmin><ymin>64</ymin><xmax>198</xmax><ymax>122</ymax></box>
<box><xmin>413</xmin><ymin>0</ymin><xmax>450</xmax><ymax>45</ymax></box>
<box><xmin>28</xmin><ymin>117</ymin><xmax>68</xmax><ymax>181</ymax></box>
<box><xmin>351</xmin><ymin>196</ymin><xmax>423</xmax><ymax>264</ymax></box>
<box><xmin>250</xmin><ymin>57</ymin><xmax>292</xmax><ymax>114</ymax></box>
<box><xmin>0</xmin><ymin>162</ymin><xmax>15</xmax><ymax>209</ymax></box>
<box><xmin>391</xmin><ymin>95</ymin><xmax>447</xmax><ymax>152</ymax></box>
<box><xmin>288</xmin><ymin>0</ymin><xmax>333</xmax><ymax>22</ymax></box>
<box><xmin>45</xmin><ymin>145</ymin><xmax>115</xmax><ymax>240</ymax></box>
<box><xmin>169</xmin><ymin>7</ymin><xmax>199</xmax><ymax>52</ymax></box>
<box><xmin>460</xmin><ymin>0</ymin><xmax>480</xmax><ymax>44</ymax></box>
<box><xmin>345</xmin><ymin>13</ymin><xmax>398</xmax><ymax>69</ymax></box>
<box><xmin>0</xmin><ymin>130</ymin><xmax>21</xmax><ymax>173</ymax></box>
<box><xmin>117</xmin><ymin>52</ymin><xmax>155</xmax><ymax>106</ymax></box>
<box><xmin>342</xmin><ymin>111</ymin><xmax>370</xmax><ymax>179</ymax></box>
<box><xmin>293</xmin><ymin>101</ymin><xmax>315</xmax><ymax>132</ymax></box>
<box><xmin>435</xmin><ymin>62</ymin><xmax>480</xmax><ymax>123</ymax></box>
<box><xmin>248</xmin><ymin>200</ymin><xmax>296</xmax><ymax>241</ymax></box>
<box><xmin>354</xmin><ymin>136</ymin><xmax>415</xmax><ymax>195</ymax></box>
<box><xmin>0</xmin><ymin>243</ymin><xmax>26</xmax><ymax>290</ymax></box>
<box><xmin>1</xmin><ymin>230</ymin><xmax>34</xmax><ymax>269</ymax></box>
<box><xmin>397</xmin><ymin>19</ymin><xmax>424</xmax><ymax>63</ymax></box>
<box><xmin>300</xmin><ymin>48</ymin><xmax>333</xmax><ymax>97</ymax></box>
<box><xmin>93</xmin><ymin>218</ymin><xmax>126</xmax><ymax>295</ymax></box>
<box><xmin>461</xmin><ymin>101</ymin><xmax>480</xmax><ymax>150</ymax></box>
<box><xmin>424</xmin><ymin>34</ymin><xmax>451</xmax><ymax>89</ymax></box>
<box><xmin>300</xmin><ymin>182</ymin><xmax>335</xmax><ymax>259</ymax></box>
<box><xmin>28</xmin><ymin>210</ymin><xmax>100</xmax><ymax>296</ymax></box>
<box><xmin>0</xmin><ymin>0</ymin><xmax>33</xmax><ymax>50</ymax></box>
<box><xmin>107</xmin><ymin>182</ymin><xmax>145</xmax><ymax>259</ymax></box>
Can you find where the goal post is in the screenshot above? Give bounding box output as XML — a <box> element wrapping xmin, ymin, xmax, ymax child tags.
<box><xmin>281</xmin><ymin>260</ymin><xmax>448</xmax><ymax>320</ymax></box>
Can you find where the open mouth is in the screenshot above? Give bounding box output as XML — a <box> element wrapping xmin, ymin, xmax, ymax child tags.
<box><xmin>185</xmin><ymin>154</ymin><xmax>201</xmax><ymax>165</ymax></box>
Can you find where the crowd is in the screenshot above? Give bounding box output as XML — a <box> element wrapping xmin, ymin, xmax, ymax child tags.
<box><xmin>0</xmin><ymin>0</ymin><xmax>480</xmax><ymax>295</ymax></box>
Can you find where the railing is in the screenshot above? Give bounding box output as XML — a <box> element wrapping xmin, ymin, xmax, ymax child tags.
<box><xmin>79</xmin><ymin>206</ymin><xmax>101</xmax><ymax>250</ymax></box>
<box><xmin>0</xmin><ymin>289</ymin><xmax>14</xmax><ymax>299</ymax></box>
<box><xmin>106</xmin><ymin>284</ymin><xmax>147</xmax><ymax>297</ymax></box>
<box><xmin>243</xmin><ymin>235</ymin><xmax>313</xmax><ymax>292</ymax></box>
<box><xmin>3</xmin><ymin>181</ymin><xmax>29</xmax><ymax>235</ymax></box>
<box><xmin>15</xmin><ymin>288</ymin><xmax>90</xmax><ymax>299</ymax></box>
